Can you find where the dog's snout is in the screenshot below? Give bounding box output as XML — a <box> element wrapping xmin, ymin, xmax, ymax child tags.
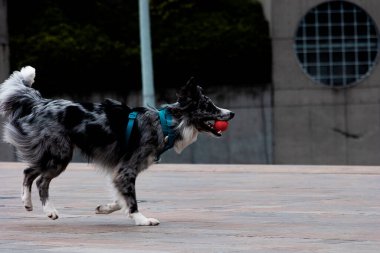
<box><xmin>217</xmin><ymin>108</ymin><xmax>235</xmax><ymax>120</ymax></box>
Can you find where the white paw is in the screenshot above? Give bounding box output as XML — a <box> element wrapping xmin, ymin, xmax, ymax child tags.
<box><xmin>24</xmin><ymin>203</ymin><xmax>33</xmax><ymax>212</ymax></box>
<box><xmin>43</xmin><ymin>202</ymin><xmax>59</xmax><ymax>220</ymax></box>
<box><xmin>145</xmin><ymin>217</ymin><xmax>160</xmax><ymax>226</ymax></box>
<box><xmin>95</xmin><ymin>205</ymin><xmax>112</xmax><ymax>214</ymax></box>
<box><xmin>21</xmin><ymin>187</ymin><xmax>33</xmax><ymax>211</ymax></box>
<box><xmin>130</xmin><ymin>212</ymin><xmax>160</xmax><ymax>226</ymax></box>
<box><xmin>95</xmin><ymin>202</ymin><xmax>122</xmax><ymax>214</ymax></box>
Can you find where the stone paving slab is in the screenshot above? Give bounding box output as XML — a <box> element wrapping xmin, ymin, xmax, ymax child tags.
<box><xmin>0</xmin><ymin>162</ymin><xmax>380</xmax><ymax>253</ymax></box>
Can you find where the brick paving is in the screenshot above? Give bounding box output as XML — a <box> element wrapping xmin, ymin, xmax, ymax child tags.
<box><xmin>0</xmin><ymin>162</ymin><xmax>379</xmax><ymax>253</ymax></box>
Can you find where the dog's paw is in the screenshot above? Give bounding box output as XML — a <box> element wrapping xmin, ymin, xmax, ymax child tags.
<box><xmin>130</xmin><ymin>212</ymin><xmax>160</xmax><ymax>226</ymax></box>
<box><xmin>95</xmin><ymin>202</ymin><xmax>122</xmax><ymax>214</ymax></box>
<box><xmin>145</xmin><ymin>217</ymin><xmax>160</xmax><ymax>226</ymax></box>
<box><xmin>24</xmin><ymin>205</ymin><xmax>33</xmax><ymax>212</ymax></box>
<box><xmin>135</xmin><ymin>217</ymin><xmax>160</xmax><ymax>226</ymax></box>
<box><xmin>43</xmin><ymin>202</ymin><xmax>59</xmax><ymax>220</ymax></box>
<box><xmin>21</xmin><ymin>187</ymin><xmax>33</xmax><ymax>211</ymax></box>
<box><xmin>22</xmin><ymin>198</ymin><xmax>33</xmax><ymax>212</ymax></box>
<box><xmin>95</xmin><ymin>205</ymin><xmax>111</xmax><ymax>214</ymax></box>
<box><xmin>47</xmin><ymin>211</ymin><xmax>59</xmax><ymax>220</ymax></box>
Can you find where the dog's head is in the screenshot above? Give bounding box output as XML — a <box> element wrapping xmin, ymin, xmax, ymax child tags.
<box><xmin>175</xmin><ymin>78</ymin><xmax>235</xmax><ymax>137</ymax></box>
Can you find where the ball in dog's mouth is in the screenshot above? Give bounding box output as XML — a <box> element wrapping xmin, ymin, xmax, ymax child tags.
<box><xmin>203</xmin><ymin>120</ymin><xmax>228</xmax><ymax>136</ymax></box>
<box><xmin>213</xmin><ymin>120</ymin><xmax>229</xmax><ymax>132</ymax></box>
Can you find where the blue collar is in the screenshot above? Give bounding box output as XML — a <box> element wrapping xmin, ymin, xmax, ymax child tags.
<box><xmin>125</xmin><ymin>108</ymin><xmax>176</xmax><ymax>159</ymax></box>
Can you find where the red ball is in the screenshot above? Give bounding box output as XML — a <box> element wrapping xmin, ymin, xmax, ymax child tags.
<box><xmin>214</xmin><ymin>120</ymin><xmax>229</xmax><ymax>132</ymax></box>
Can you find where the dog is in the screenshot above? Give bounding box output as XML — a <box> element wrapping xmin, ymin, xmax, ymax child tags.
<box><xmin>0</xmin><ymin>66</ymin><xmax>234</xmax><ymax>225</ymax></box>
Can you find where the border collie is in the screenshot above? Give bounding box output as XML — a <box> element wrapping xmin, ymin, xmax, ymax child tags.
<box><xmin>0</xmin><ymin>66</ymin><xmax>234</xmax><ymax>225</ymax></box>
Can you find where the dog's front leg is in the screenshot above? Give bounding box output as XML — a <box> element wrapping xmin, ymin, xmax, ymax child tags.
<box><xmin>113</xmin><ymin>166</ymin><xmax>159</xmax><ymax>226</ymax></box>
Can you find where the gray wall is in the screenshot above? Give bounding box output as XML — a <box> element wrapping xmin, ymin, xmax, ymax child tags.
<box><xmin>0</xmin><ymin>0</ymin><xmax>12</xmax><ymax>161</ymax></box>
<box><xmin>270</xmin><ymin>0</ymin><xmax>380</xmax><ymax>165</ymax></box>
<box><xmin>0</xmin><ymin>0</ymin><xmax>8</xmax><ymax>78</ymax></box>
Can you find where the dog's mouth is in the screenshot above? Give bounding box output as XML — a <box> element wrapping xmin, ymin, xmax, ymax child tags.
<box><xmin>199</xmin><ymin>120</ymin><xmax>223</xmax><ymax>137</ymax></box>
<box><xmin>196</xmin><ymin>112</ymin><xmax>234</xmax><ymax>137</ymax></box>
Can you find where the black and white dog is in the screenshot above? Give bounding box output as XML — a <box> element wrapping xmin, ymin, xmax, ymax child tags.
<box><xmin>0</xmin><ymin>66</ymin><xmax>234</xmax><ymax>225</ymax></box>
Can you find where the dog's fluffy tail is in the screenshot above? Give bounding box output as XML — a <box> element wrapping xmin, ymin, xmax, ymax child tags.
<box><xmin>20</xmin><ymin>66</ymin><xmax>36</xmax><ymax>86</ymax></box>
<box><xmin>0</xmin><ymin>66</ymin><xmax>40</xmax><ymax>117</ymax></box>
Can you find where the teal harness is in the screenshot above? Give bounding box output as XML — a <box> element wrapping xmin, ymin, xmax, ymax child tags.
<box><xmin>158</xmin><ymin>108</ymin><xmax>176</xmax><ymax>153</ymax></box>
<box><xmin>125</xmin><ymin>108</ymin><xmax>176</xmax><ymax>159</ymax></box>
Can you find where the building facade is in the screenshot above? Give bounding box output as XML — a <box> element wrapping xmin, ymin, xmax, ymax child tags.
<box><xmin>263</xmin><ymin>0</ymin><xmax>380</xmax><ymax>164</ymax></box>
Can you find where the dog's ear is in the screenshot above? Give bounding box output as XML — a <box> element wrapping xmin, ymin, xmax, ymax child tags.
<box><xmin>176</xmin><ymin>77</ymin><xmax>202</xmax><ymax>104</ymax></box>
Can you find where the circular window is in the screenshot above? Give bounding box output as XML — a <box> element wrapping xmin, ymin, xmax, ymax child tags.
<box><xmin>294</xmin><ymin>1</ymin><xmax>379</xmax><ymax>87</ymax></box>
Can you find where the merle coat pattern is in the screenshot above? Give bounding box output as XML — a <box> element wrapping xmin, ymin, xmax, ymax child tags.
<box><xmin>0</xmin><ymin>67</ymin><xmax>234</xmax><ymax>225</ymax></box>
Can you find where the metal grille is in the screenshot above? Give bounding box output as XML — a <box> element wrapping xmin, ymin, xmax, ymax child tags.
<box><xmin>294</xmin><ymin>1</ymin><xmax>379</xmax><ymax>87</ymax></box>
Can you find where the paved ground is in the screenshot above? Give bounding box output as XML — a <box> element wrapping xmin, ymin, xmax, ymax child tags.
<box><xmin>0</xmin><ymin>162</ymin><xmax>379</xmax><ymax>253</ymax></box>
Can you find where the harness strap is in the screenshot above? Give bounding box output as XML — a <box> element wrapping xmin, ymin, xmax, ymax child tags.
<box><xmin>125</xmin><ymin>109</ymin><xmax>176</xmax><ymax>161</ymax></box>
<box><xmin>125</xmin><ymin>111</ymin><xmax>138</xmax><ymax>146</ymax></box>
<box><xmin>158</xmin><ymin>108</ymin><xmax>176</xmax><ymax>152</ymax></box>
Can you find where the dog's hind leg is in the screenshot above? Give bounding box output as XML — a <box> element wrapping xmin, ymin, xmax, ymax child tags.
<box><xmin>21</xmin><ymin>166</ymin><xmax>41</xmax><ymax>211</ymax></box>
<box><xmin>36</xmin><ymin>153</ymin><xmax>72</xmax><ymax>220</ymax></box>
<box><xmin>95</xmin><ymin>200</ymin><xmax>122</xmax><ymax>214</ymax></box>
<box><xmin>36</xmin><ymin>175</ymin><xmax>58</xmax><ymax>220</ymax></box>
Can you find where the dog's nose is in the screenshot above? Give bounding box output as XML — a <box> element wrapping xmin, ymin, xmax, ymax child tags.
<box><xmin>230</xmin><ymin>111</ymin><xmax>235</xmax><ymax>119</ymax></box>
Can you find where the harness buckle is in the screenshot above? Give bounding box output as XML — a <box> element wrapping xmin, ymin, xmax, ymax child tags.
<box><xmin>129</xmin><ymin>112</ymin><xmax>138</xmax><ymax>119</ymax></box>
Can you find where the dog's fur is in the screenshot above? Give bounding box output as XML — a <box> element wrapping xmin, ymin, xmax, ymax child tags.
<box><xmin>0</xmin><ymin>66</ymin><xmax>234</xmax><ymax>225</ymax></box>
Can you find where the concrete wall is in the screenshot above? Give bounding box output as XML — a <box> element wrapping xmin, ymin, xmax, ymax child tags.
<box><xmin>0</xmin><ymin>0</ymin><xmax>8</xmax><ymax>79</ymax></box>
<box><xmin>0</xmin><ymin>0</ymin><xmax>12</xmax><ymax>161</ymax></box>
<box><xmin>271</xmin><ymin>0</ymin><xmax>380</xmax><ymax>165</ymax></box>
